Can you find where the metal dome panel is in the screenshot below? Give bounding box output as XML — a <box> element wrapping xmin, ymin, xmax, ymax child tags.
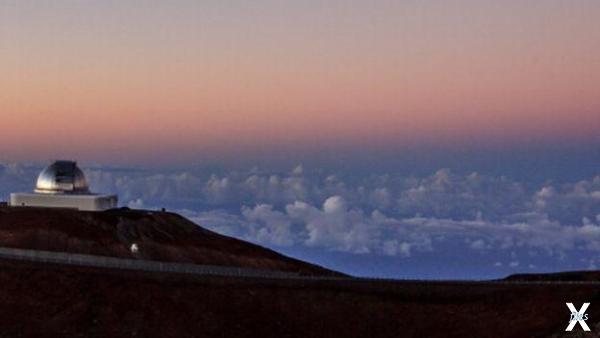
<box><xmin>34</xmin><ymin>161</ymin><xmax>90</xmax><ymax>194</ymax></box>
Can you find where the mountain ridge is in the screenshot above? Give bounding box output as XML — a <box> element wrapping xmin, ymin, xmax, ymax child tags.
<box><xmin>0</xmin><ymin>205</ymin><xmax>340</xmax><ymax>276</ymax></box>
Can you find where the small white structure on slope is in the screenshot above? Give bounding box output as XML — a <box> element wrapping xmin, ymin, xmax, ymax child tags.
<box><xmin>10</xmin><ymin>160</ymin><xmax>117</xmax><ymax>211</ymax></box>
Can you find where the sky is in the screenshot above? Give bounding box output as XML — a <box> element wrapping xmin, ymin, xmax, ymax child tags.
<box><xmin>1</xmin><ymin>1</ymin><xmax>599</xmax><ymax>164</ymax></box>
<box><xmin>1</xmin><ymin>1</ymin><xmax>599</xmax><ymax>279</ymax></box>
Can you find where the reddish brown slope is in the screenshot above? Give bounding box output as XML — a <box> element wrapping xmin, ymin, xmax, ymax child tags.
<box><xmin>0</xmin><ymin>206</ymin><xmax>338</xmax><ymax>276</ymax></box>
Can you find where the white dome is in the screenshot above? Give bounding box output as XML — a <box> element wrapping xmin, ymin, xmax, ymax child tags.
<box><xmin>34</xmin><ymin>160</ymin><xmax>90</xmax><ymax>194</ymax></box>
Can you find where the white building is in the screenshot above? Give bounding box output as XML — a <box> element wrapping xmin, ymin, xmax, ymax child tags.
<box><xmin>10</xmin><ymin>160</ymin><xmax>117</xmax><ymax>211</ymax></box>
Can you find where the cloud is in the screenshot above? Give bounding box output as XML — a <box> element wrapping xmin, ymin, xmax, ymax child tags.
<box><xmin>0</xmin><ymin>163</ymin><xmax>42</xmax><ymax>200</ymax></box>
<box><xmin>323</xmin><ymin>196</ymin><xmax>346</xmax><ymax>213</ymax></box>
<box><xmin>397</xmin><ymin>169</ymin><xmax>529</xmax><ymax>221</ymax></box>
<box><xmin>242</xmin><ymin>204</ymin><xmax>295</xmax><ymax>246</ymax></box>
<box><xmin>2</xmin><ymin>162</ymin><xmax>600</xmax><ymax>266</ymax></box>
<box><xmin>470</xmin><ymin>239</ymin><xmax>487</xmax><ymax>250</ymax></box>
<box><xmin>128</xmin><ymin>198</ymin><xmax>145</xmax><ymax>209</ymax></box>
<box><xmin>286</xmin><ymin>197</ymin><xmax>380</xmax><ymax>254</ymax></box>
<box><xmin>204</xmin><ymin>175</ymin><xmax>231</xmax><ymax>204</ymax></box>
<box><xmin>291</xmin><ymin>164</ymin><xmax>303</xmax><ymax>176</ymax></box>
<box><xmin>177</xmin><ymin>195</ymin><xmax>600</xmax><ymax>263</ymax></box>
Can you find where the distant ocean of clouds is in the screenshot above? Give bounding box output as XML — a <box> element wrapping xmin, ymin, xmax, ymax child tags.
<box><xmin>1</xmin><ymin>162</ymin><xmax>599</xmax><ymax>279</ymax></box>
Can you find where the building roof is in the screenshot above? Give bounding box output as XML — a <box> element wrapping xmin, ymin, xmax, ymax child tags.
<box><xmin>34</xmin><ymin>161</ymin><xmax>90</xmax><ymax>194</ymax></box>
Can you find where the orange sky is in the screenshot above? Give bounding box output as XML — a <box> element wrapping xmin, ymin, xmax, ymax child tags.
<box><xmin>1</xmin><ymin>1</ymin><xmax>599</xmax><ymax>163</ymax></box>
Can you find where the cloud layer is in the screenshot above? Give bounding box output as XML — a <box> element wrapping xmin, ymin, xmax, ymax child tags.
<box><xmin>2</xmin><ymin>163</ymin><xmax>599</xmax><ymax>275</ymax></box>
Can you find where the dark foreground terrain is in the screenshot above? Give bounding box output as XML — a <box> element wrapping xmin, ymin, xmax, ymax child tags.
<box><xmin>0</xmin><ymin>206</ymin><xmax>599</xmax><ymax>337</ymax></box>
<box><xmin>0</xmin><ymin>258</ymin><xmax>599</xmax><ymax>338</ymax></box>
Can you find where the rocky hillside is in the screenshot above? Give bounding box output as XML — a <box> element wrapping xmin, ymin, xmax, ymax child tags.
<box><xmin>0</xmin><ymin>205</ymin><xmax>338</xmax><ymax>276</ymax></box>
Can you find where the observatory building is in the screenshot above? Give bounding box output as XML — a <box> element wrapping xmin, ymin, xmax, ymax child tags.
<box><xmin>10</xmin><ymin>160</ymin><xmax>117</xmax><ymax>211</ymax></box>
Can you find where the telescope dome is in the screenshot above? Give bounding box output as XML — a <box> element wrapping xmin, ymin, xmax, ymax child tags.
<box><xmin>34</xmin><ymin>160</ymin><xmax>90</xmax><ymax>194</ymax></box>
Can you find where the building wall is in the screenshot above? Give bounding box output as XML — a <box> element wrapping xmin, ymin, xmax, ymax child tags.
<box><xmin>10</xmin><ymin>193</ymin><xmax>117</xmax><ymax>211</ymax></box>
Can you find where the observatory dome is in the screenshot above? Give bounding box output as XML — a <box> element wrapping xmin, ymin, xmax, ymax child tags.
<box><xmin>34</xmin><ymin>160</ymin><xmax>90</xmax><ymax>194</ymax></box>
